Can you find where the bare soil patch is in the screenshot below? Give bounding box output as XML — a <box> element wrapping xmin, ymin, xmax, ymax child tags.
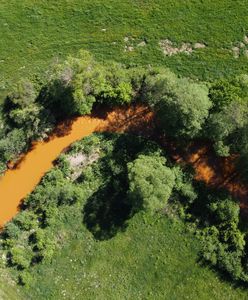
<box><xmin>159</xmin><ymin>39</ymin><xmax>206</xmax><ymax>56</ymax></box>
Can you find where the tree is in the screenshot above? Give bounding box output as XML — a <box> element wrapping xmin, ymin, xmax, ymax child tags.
<box><xmin>41</xmin><ymin>51</ymin><xmax>134</xmax><ymax>119</ymax></box>
<box><xmin>10</xmin><ymin>246</ymin><xmax>32</xmax><ymax>269</ymax></box>
<box><xmin>207</xmin><ymin>101</ymin><xmax>248</xmax><ymax>156</ymax></box>
<box><xmin>0</xmin><ymin>128</ymin><xmax>27</xmax><ymax>162</ymax></box>
<box><xmin>209</xmin><ymin>75</ymin><xmax>248</xmax><ymax>112</ymax></box>
<box><xmin>128</xmin><ymin>154</ymin><xmax>175</xmax><ymax>213</ymax></box>
<box><xmin>207</xmin><ymin>75</ymin><xmax>248</xmax><ymax>156</ymax></box>
<box><xmin>98</xmin><ymin>62</ymin><xmax>133</xmax><ymax>105</ymax></box>
<box><xmin>200</xmin><ymin>224</ymin><xmax>245</xmax><ymax>281</ymax></box>
<box><xmin>236</xmin><ymin>123</ymin><xmax>248</xmax><ymax>180</ymax></box>
<box><xmin>5</xmin><ymin>80</ymin><xmax>36</xmax><ymax>111</ymax></box>
<box><xmin>19</xmin><ymin>271</ymin><xmax>33</xmax><ymax>287</ymax></box>
<box><xmin>144</xmin><ymin>71</ymin><xmax>212</xmax><ymax>138</ymax></box>
<box><xmin>209</xmin><ymin>79</ymin><xmax>241</xmax><ymax>112</ymax></box>
<box><xmin>208</xmin><ymin>196</ymin><xmax>239</xmax><ymax>223</ymax></box>
<box><xmin>41</xmin><ymin>50</ymin><xmax>106</xmax><ymax>117</ymax></box>
<box><xmin>8</xmin><ymin>104</ymin><xmax>54</xmax><ymax>140</ymax></box>
<box><xmin>173</xmin><ymin>166</ymin><xmax>197</xmax><ymax>203</ymax></box>
<box><xmin>4</xmin><ymin>79</ymin><xmax>54</xmax><ymax>141</ymax></box>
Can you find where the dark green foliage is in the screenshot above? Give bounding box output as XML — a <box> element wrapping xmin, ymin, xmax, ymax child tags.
<box><xmin>173</xmin><ymin>166</ymin><xmax>197</xmax><ymax>203</ymax></box>
<box><xmin>18</xmin><ymin>271</ymin><xmax>33</xmax><ymax>287</ymax></box>
<box><xmin>40</xmin><ymin>51</ymin><xmax>133</xmax><ymax>118</ymax></box>
<box><xmin>98</xmin><ymin>62</ymin><xmax>133</xmax><ymax>105</ymax></box>
<box><xmin>208</xmin><ymin>197</ymin><xmax>239</xmax><ymax>224</ymax></box>
<box><xmin>209</xmin><ymin>76</ymin><xmax>248</xmax><ymax>112</ymax></box>
<box><xmin>181</xmin><ymin>183</ymin><xmax>248</xmax><ymax>283</ymax></box>
<box><xmin>207</xmin><ymin>98</ymin><xmax>248</xmax><ymax>157</ymax></box>
<box><xmin>0</xmin><ymin>80</ymin><xmax>54</xmax><ymax>172</ymax></box>
<box><xmin>200</xmin><ymin>224</ymin><xmax>245</xmax><ymax>281</ymax></box>
<box><xmin>40</xmin><ymin>51</ymin><xmax>106</xmax><ymax>117</ymax></box>
<box><xmin>10</xmin><ymin>246</ymin><xmax>33</xmax><ymax>270</ymax></box>
<box><xmin>0</xmin><ymin>129</ymin><xmax>27</xmax><ymax>162</ymax></box>
<box><xmin>5</xmin><ymin>80</ymin><xmax>36</xmax><ymax>110</ymax></box>
<box><xmin>5</xmin><ymin>80</ymin><xmax>54</xmax><ymax>140</ymax></box>
<box><xmin>207</xmin><ymin>76</ymin><xmax>248</xmax><ymax>156</ymax></box>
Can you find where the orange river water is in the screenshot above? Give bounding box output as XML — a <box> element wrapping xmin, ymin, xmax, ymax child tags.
<box><xmin>0</xmin><ymin>105</ymin><xmax>153</xmax><ymax>226</ymax></box>
<box><xmin>0</xmin><ymin>104</ymin><xmax>248</xmax><ymax>227</ymax></box>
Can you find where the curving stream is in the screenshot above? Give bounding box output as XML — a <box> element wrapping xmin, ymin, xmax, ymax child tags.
<box><xmin>0</xmin><ymin>106</ymin><xmax>153</xmax><ymax>226</ymax></box>
<box><xmin>0</xmin><ymin>104</ymin><xmax>248</xmax><ymax>227</ymax></box>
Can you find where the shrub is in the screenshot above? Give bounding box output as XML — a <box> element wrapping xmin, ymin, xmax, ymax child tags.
<box><xmin>18</xmin><ymin>270</ymin><xmax>33</xmax><ymax>287</ymax></box>
<box><xmin>208</xmin><ymin>197</ymin><xmax>239</xmax><ymax>224</ymax></box>
<box><xmin>10</xmin><ymin>246</ymin><xmax>32</xmax><ymax>269</ymax></box>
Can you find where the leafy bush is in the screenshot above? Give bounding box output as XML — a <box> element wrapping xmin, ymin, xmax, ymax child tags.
<box><xmin>200</xmin><ymin>224</ymin><xmax>245</xmax><ymax>281</ymax></box>
<box><xmin>10</xmin><ymin>246</ymin><xmax>33</xmax><ymax>270</ymax></box>
<box><xmin>173</xmin><ymin>166</ymin><xmax>197</xmax><ymax>203</ymax></box>
<box><xmin>207</xmin><ymin>101</ymin><xmax>248</xmax><ymax>156</ymax></box>
<box><xmin>208</xmin><ymin>197</ymin><xmax>239</xmax><ymax>224</ymax></box>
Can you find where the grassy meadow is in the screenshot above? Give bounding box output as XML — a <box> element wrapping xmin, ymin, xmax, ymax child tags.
<box><xmin>20</xmin><ymin>211</ymin><xmax>248</xmax><ymax>300</ymax></box>
<box><xmin>1</xmin><ymin>0</ymin><xmax>248</xmax><ymax>99</ymax></box>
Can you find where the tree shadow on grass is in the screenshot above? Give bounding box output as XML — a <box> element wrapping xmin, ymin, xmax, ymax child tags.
<box><xmin>82</xmin><ymin>133</ymin><xmax>163</xmax><ymax>241</ymax></box>
<box><xmin>83</xmin><ymin>182</ymin><xmax>132</xmax><ymax>241</ymax></box>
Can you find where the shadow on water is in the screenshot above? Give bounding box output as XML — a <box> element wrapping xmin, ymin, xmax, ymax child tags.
<box><xmin>51</xmin><ymin>118</ymin><xmax>74</xmax><ymax>138</ymax></box>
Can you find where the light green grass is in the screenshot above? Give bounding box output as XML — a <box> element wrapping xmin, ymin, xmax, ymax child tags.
<box><xmin>1</xmin><ymin>0</ymin><xmax>248</xmax><ymax>99</ymax></box>
<box><xmin>22</xmin><ymin>208</ymin><xmax>248</xmax><ymax>300</ymax></box>
<box><xmin>0</xmin><ymin>270</ymin><xmax>24</xmax><ymax>300</ymax></box>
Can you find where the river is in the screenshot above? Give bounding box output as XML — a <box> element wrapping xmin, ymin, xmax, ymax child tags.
<box><xmin>0</xmin><ymin>104</ymin><xmax>247</xmax><ymax>227</ymax></box>
<box><xmin>0</xmin><ymin>105</ymin><xmax>153</xmax><ymax>226</ymax></box>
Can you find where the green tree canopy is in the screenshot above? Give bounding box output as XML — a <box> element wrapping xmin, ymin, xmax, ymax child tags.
<box><xmin>128</xmin><ymin>154</ymin><xmax>175</xmax><ymax>213</ymax></box>
<box><xmin>144</xmin><ymin>71</ymin><xmax>212</xmax><ymax>138</ymax></box>
<box><xmin>207</xmin><ymin>101</ymin><xmax>248</xmax><ymax>156</ymax></box>
<box><xmin>209</xmin><ymin>75</ymin><xmax>248</xmax><ymax>112</ymax></box>
<box><xmin>42</xmin><ymin>50</ymin><xmax>106</xmax><ymax>117</ymax></box>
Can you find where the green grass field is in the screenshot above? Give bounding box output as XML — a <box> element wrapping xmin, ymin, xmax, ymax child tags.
<box><xmin>21</xmin><ymin>209</ymin><xmax>248</xmax><ymax>300</ymax></box>
<box><xmin>1</xmin><ymin>0</ymin><xmax>248</xmax><ymax>99</ymax></box>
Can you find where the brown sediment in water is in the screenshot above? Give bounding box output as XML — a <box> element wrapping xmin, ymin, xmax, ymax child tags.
<box><xmin>0</xmin><ymin>104</ymin><xmax>248</xmax><ymax>227</ymax></box>
<box><xmin>0</xmin><ymin>105</ymin><xmax>153</xmax><ymax>226</ymax></box>
<box><xmin>176</xmin><ymin>142</ymin><xmax>248</xmax><ymax>217</ymax></box>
